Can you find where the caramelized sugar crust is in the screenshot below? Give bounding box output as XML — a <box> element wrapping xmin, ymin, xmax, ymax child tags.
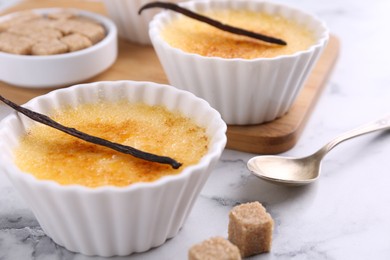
<box><xmin>162</xmin><ymin>10</ymin><xmax>316</xmax><ymax>59</ymax></box>
<box><xmin>15</xmin><ymin>101</ymin><xmax>209</xmax><ymax>188</ymax></box>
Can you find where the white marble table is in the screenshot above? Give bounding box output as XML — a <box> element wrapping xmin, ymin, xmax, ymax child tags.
<box><xmin>1</xmin><ymin>0</ymin><xmax>390</xmax><ymax>259</ymax></box>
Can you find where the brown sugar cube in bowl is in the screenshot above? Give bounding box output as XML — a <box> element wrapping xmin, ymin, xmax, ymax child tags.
<box><xmin>0</xmin><ymin>11</ymin><xmax>40</xmax><ymax>32</ymax></box>
<box><xmin>228</xmin><ymin>202</ymin><xmax>274</xmax><ymax>257</ymax></box>
<box><xmin>8</xmin><ymin>24</ymin><xmax>63</xmax><ymax>42</ymax></box>
<box><xmin>0</xmin><ymin>8</ymin><xmax>118</xmax><ymax>88</ymax></box>
<box><xmin>31</xmin><ymin>39</ymin><xmax>68</xmax><ymax>55</ymax></box>
<box><xmin>73</xmin><ymin>21</ymin><xmax>105</xmax><ymax>44</ymax></box>
<box><xmin>61</xmin><ymin>33</ymin><xmax>92</xmax><ymax>52</ymax></box>
<box><xmin>47</xmin><ymin>11</ymin><xmax>76</xmax><ymax>20</ymax></box>
<box><xmin>0</xmin><ymin>32</ymin><xmax>34</xmax><ymax>55</ymax></box>
<box><xmin>27</xmin><ymin>17</ymin><xmax>59</xmax><ymax>31</ymax></box>
<box><xmin>55</xmin><ymin>19</ymin><xmax>105</xmax><ymax>44</ymax></box>
<box><xmin>189</xmin><ymin>237</ymin><xmax>241</xmax><ymax>260</ymax></box>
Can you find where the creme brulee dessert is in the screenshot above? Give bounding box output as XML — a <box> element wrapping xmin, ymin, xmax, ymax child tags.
<box><xmin>161</xmin><ymin>9</ymin><xmax>316</xmax><ymax>59</ymax></box>
<box><xmin>14</xmin><ymin>101</ymin><xmax>209</xmax><ymax>188</ymax></box>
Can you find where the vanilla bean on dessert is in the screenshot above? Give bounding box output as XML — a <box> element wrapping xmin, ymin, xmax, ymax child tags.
<box><xmin>161</xmin><ymin>9</ymin><xmax>316</xmax><ymax>59</ymax></box>
<box><xmin>139</xmin><ymin>2</ymin><xmax>286</xmax><ymax>45</ymax></box>
<box><xmin>14</xmin><ymin>101</ymin><xmax>209</xmax><ymax>187</ymax></box>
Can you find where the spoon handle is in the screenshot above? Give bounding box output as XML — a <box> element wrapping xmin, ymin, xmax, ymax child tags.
<box><xmin>318</xmin><ymin>114</ymin><xmax>390</xmax><ymax>157</ymax></box>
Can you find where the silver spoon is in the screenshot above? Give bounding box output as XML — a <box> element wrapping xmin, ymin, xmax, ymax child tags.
<box><xmin>247</xmin><ymin>115</ymin><xmax>390</xmax><ymax>185</ymax></box>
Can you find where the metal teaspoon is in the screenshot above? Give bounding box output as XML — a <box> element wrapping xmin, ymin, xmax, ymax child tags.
<box><xmin>247</xmin><ymin>115</ymin><xmax>390</xmax><ymax>185</ymax></box>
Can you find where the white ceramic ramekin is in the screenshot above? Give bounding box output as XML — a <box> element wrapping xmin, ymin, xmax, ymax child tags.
<box><xmin>103</xmin><ymin>0</ymin><xmax>184</xmax><ymax>45</ymax></box>
<box><xmin>0</xmin><ymin>8</ymin><xmax>118</xmax><ymax>88</ymax></box>
<box><xmin>0</xmin><ymin>81</ymin><xmax>227</xmax><ymax>256</ymax></box>
<box><xmin>149</xmin><ymin>0</ymin><xmax>329</xmax><ymax>125</ymax></box>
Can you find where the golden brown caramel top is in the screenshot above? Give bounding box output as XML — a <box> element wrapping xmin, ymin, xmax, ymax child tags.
<box><xmin>15</xmin><ymin>102</ymin><xmax>209</xmax><ymax>188</ymax></box>
<box><xmin>162</xmin><ymin>9</ymin><xmax>316</xmax><ymax>59</ymax></box>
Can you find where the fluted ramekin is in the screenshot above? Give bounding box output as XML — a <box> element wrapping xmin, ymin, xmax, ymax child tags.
<box><xmin>149</xmin><ymin>0</ymin><xmax>329</xmax><ymax>125</ymax></box>
<box><xmin>103</xmin><ymin>0</ymin><xmax>185</xmax><ymax>45</ymax></box>
<box><xmin>0</xmin><ymin>81</ymin><xmax>227</xmax><ymax>256</ymax></box>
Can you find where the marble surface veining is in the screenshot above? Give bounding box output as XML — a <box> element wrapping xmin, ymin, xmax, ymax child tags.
<box><xmin>1</xmin><ymin>0</ymin><xmax>390</xmax><ymax>259</ymax></box>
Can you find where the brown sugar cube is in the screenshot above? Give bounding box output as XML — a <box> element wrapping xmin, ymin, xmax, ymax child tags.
<box><xmin>60</xmin><ymin>33</ymin><xmax>92</xmax><ymax>52</ymax></box>
<box><xmin>51</xmin><ymin>19</ymin><xmax>75</xmax><ymax>34</ymax></box>
<box><xmin>47</xmin><ymin>11</ymin><xmax>76</xmax><ymax>20</ymax></box>
<box><xmin>28</xmin><ymin>18</ymin><xmax>60</xmax><ymax>30</ymax></box>
<box><xmin>228</xmin><ymin>202</ymin><xmax>274</xmax><ymax>257</ymax></box>
<box><xmin>69</xmin><ymin>19</ymin><xmax>104</xmax><ymax>43</ymax></box>
<box><xmin>8</xmin><ymin>23</ymin><xmax>62</xmax><ymax>42</ymax></box>
<box><xmin>54</xmin><ymin>19</ymin><xmax>105</xmax><ymax>44</ymax></box>
<box><xmin>69</xmin><ymin>19</ymin><xmax>105</xmax><ymax>44</ymax></box>
<box><xmin>0</xmin><ymin>32</ymin><xmax>34</xmax><ymax>55</ymax></box>
<box><xmin>189</xmin><ymin>237</ymin><xmax>241</xmax><ymax>260</ymax></box>
<box><xmin>31</xmin><ymin>39</ymin><xmax>68</xmax><ymax>55</ymax></box>
<box><xmin>0</xmin><ymin>11</ymin><xmax>40</xmax><ymax>32</ymax></box>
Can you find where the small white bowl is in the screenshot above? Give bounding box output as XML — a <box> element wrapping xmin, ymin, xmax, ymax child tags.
<box><xmin>0</xmin><ymin>80</ymin><xmax>227</xmax><ymax>256</ymax></box>
<box><xmin>149</xmin><ymin>0</ymin><xmax>329</xmax><ymax>125</ymax></box>
<box><xmin>103</xmin><ymin>0</ymin><xmax>185</xmax><ymax>45</ymax></box>
<box><xmin>0</xmin><ymin>8</ymin><xmax>118</xmax><ymax>88</ymax></box>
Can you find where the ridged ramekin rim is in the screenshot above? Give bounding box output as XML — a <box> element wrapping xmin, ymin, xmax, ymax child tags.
<box><xmin>0</xmin><ymin>80</ymin><xmax>227</xmax><ymax>193</ymax></box>
<box><xmin>149</xmin><ymin>0</ymin><xmax>329</xmax><ymax>63</ymax></box>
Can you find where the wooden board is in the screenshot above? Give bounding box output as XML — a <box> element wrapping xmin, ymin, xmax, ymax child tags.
<box><xmin>0</xmin><ymin>0</ymin><xmax>340</xmax><ymax>154</ymax></box>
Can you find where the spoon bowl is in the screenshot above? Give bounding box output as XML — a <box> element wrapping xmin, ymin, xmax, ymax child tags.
<box><xmin>247</xmin><ymin>154</ymin><xmax>322</xmax><ymax>185</ymax></box>
<box><xmin>248</xmin><ymin>115</ymin><xmax>390</xmax><ymax>185</ymax></box>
